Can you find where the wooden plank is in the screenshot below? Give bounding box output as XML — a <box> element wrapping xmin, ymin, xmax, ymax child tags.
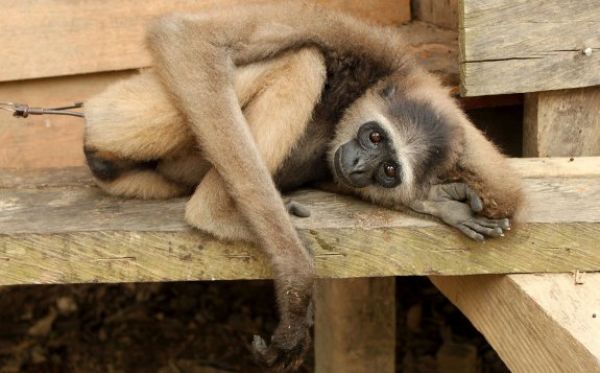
<box><xmin>0</xmin><ymin>70</ymin><xmax>137</xmax><ymax>169</ymax></box>
<box><xmin>1</xmin><ymin>158</ymin><xmax>600</xmax><ymax>285</ymax></box>
<box><xmin>524</xmin><ymin>87</ymin><xmax>600</xmax><ymax>157</ymax></box>
<box><xmin>412</xmin><ymin>0</ymin><xmax>458</xmax><ymax>29</ymax></box>
<box><xmin>0</xmin><ymin>21</ymin><xmax>455</xmax><ymax>170</ymax></box>
<box><xmin>431</xmin><ymin>274</ymin><xmax>600</xmax><ymax>372</ymax></box>
<box><xmin>508</xmin><ymin>157</ymin><xmax>600</xmax><ymax>178</ymax></box>
<box><xmin>315</xmin><ymin>278</ymin><xmax>395</xmax><ymax>373</ymax></box>
<box><xmin>460</xmin><ymin>0</ymin><xmax>600</xmax><ymax>96</ymax></box>
<box><xmin>0</xmin><ymin>0</ymin><xmax>410</xmax><ymax>82</ymax></box>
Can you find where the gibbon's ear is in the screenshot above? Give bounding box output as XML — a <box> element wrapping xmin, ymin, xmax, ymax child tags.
<box><xmin>379</xmin><ymin>82</ymin><xmax>396</xmax><ymax>99</ymax></box>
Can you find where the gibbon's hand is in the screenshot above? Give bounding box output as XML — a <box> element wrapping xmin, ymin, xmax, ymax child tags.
<box><xmin>411</xmin><ymin>183</ymin><xmax>511</xmax><ymax>241</ymax></box>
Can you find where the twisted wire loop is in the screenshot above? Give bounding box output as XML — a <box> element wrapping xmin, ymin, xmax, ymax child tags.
<box><xmin>0</xmin><ymin>101</ymin><xmax>85</xmax><ymax>118</ymax></box>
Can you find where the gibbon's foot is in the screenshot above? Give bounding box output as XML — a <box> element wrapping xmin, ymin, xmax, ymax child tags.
<box><xmin>285</xmin><ymin>199</ymin><xmax>311</xmax><ymax>218</ymax></box>
<box><xmin>411</xmin><ymin>183</ymin><xmax>511</xmax><ymax>241</ymax></box>
<box><xmin>252</xmin><ymin>325</ymin><xmax>311</xmax><ymax>372</ymax></box>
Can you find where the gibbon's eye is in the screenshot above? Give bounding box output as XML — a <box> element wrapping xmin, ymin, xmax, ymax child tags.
<box><xmin>369</xmin><ymin>131</ymin><xmax>383</xmax><ymax>144</ymax></box>
<box><xmin>383</xmin><ymin>163</ymin><xmax>397</xmax><ymax>178</ymax></box>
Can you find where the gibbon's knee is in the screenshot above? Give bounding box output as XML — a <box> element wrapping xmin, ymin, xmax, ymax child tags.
<box><xmin>84</xmin><ymin>70</ymin><xmax>193</xmax><ymax>161</ymax></box>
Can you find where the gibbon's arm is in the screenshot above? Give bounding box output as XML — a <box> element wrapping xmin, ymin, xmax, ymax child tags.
<box><xmin>185</xmin><ymin>48</ymin><xmax>326</xmax><ymax>243</ymax></box>
<box><xmin>400</xmin><ymin>71</ymin><xmax>522</xmax><ymax>240</ymax></box>
<box><xmin>145</xmin><ymin>4</ymin><xmax>385</xmax><ymax>369</ymax></box>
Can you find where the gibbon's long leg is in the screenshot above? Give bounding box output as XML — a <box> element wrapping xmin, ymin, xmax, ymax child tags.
<box><xmin>186</xmin><ymin>48</ymin><xmax>326</xmax><ymax>242</ymax></box>
<box><xmin>145</xmin><ymin>5</ymin><xmax>409</xmax><ymax>367</ymax></box>
<box><xmin>84</xmin><ymin>71</ymin><xmax>197</xmax><ymax>198</ymax></box>
<box><xmin>83</xmin><ymin>48</ymin><xmax>324</xmax><ymax>201</ymax></box>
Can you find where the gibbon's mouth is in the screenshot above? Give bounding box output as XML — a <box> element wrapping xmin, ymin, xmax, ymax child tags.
<box><xmin>334</xmin><ymin>148</ymin><xmax>366</xmax><ymax>189</ymax></box>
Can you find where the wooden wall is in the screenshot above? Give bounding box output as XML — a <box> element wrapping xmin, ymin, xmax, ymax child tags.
<box><xmin>460</xmin><ymin>0</ymin><xmax>600</xmax><ymax>96</ymax></box>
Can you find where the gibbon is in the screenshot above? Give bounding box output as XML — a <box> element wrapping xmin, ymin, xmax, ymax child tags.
<box><xmin>83</xmin><ymin>3</ymin><xmax>522</xmax><ymax>370</ymax></box>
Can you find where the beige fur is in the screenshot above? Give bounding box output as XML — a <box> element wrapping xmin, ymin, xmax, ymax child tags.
<box><xmin>83</xmin><ymin>3</ymin><xmax>522</xmax><ymax>369</ymax></box>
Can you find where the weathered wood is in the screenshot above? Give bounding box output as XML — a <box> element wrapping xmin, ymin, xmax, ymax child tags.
<box><xmin>1</xmin><ymin>158</ymin><xmax>600</xmax><ymax>285</ymax></box>
<box><xmin>412</xmin><ymin>0</ymin><xmax>458</xmax><ymax>29</ymax></box>
<box><xmin>524</xmin><ymin>87</ymin><xmax>600</xmax><ymax>157</ymax></box>
<box><xmin>431</xmin><ymin>274</ymin><xmax>600</xmax><ymax>372</ymax></box>
<box><xmin>315</xmin><ymin>278</ymin><xmax>395</xmax><ymax>373</ymax></box>
<box><xmin>507</xmin><ymin>157</ymin><xmax>600</xmax><ymax>178</ymax></box>
<box><xmin>0</xmin><ymin>0</ymin><xmax>410</xmax><ymax>82</ymax></box>
<box><xmin>460</xmin><ymin>0</ymin><xmax>600</xmax><ymax>96</ymax></box>
<box><xmin>0</xmin><ymin>70</ymin><xmax>137</xmax><ymax>169</ymax></box>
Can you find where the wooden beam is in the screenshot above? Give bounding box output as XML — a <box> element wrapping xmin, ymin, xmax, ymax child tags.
<box><xmin>460</xmin><ymin>0</ymin><xmax>600</xmax><ymax>96</ymax></box>
<box><xmin>315</xmin><ymin>278</ymin><xmax>395</xmax><ymax>373</ymax></box>
<box><xmin>524</xmin><ymin>87</ymin><xmax>600</xmax><ymax>157</ymax></box>
<box><xmin>1</xmin><ymin>158</ymin><xmax>600</xmax><ymax>285</ymax></box>
<box><xmin>431</xmin><ymin>274</ymin><xmax>600</xmax><ymax>372</ymax></box>
<box><xmin>0</xmin><ymin>0</ymin><xmax>410</xmax><ymax>82</ymax></box>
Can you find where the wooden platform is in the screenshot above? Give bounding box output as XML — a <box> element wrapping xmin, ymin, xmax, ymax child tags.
<box><xmin>1</xmin><ymin>157</ymin><xmax>599</xmax><ymax>286</ymax></box>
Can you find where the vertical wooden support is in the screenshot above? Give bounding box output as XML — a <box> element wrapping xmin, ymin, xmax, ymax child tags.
<box><xmin>314</xmin><ymin>277</ymin><xmax>396</xmax><ymax>373</ymax></box>
<box><xmin>524</xmin><ymin>87</ymin><xmax>600</xmax><ymax>157</ymax></box>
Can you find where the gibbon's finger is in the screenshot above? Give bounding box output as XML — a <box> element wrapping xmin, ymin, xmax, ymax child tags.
<box><xmin>285</xmin><ymin>200</ymin><xmax>311</xmax><ymax>218</ymax></box>
<box><xmin>463</xmin><ymin>185</ymin><xmax>484</xmax><ymax>213</ymax></box>
<box><xmin>464</xmin><ymin>221</ymin><xmax>504</xmax><ymax>238</ymax></box>
<box><xmin>476</xmin><ymin>217</ymin><xmax>511</xmax><ymax>230</ymax></box>
<box><xmin>437</xmin><ymin>183</ymin><xmax>483</xmax><ymax>212</ymax></box>
<box><xmin>456</xmin><ymin>224</ymin><xmax>485</xmax><ymax>241</ymax></box>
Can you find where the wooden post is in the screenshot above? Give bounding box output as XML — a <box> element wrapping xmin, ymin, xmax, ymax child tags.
<box><xmin>314</xmin><ymin>278</ymin><xmax>396</xmax><ymax>373</ymax></box>
<box><xmin>524</xmin><ymin>87</ymin><xmax>600</xmax><ymax>157</ymax></box>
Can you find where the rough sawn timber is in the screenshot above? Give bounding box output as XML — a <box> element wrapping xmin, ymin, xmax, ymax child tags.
<box><xmin>1</xmin><ymin>157</ymin><xmax>600</xmax><ymax>286</ymax></box>
<box><xmin>459</xmin><ymin>0</ymin><xmax>600</xmax><ymax>96</ymax></box>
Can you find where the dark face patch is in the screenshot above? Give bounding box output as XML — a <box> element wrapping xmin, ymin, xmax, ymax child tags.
<box><xmin>333</xmin><ymin>121</ymin><xmax>402</xmax><ymax>189</ymax></box>
<box><xmin>385</xmin><ymin>96</ymin><xmax>455</xmax><ymax>184</ymax></box>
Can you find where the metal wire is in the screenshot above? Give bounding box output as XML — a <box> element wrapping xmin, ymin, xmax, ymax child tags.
<box><xmin>0</xmin><ymin>101</ymin><xmax>85</xmax><ymax>118</ymax></box>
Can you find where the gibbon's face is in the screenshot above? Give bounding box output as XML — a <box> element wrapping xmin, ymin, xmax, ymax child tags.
<box><xmin>333</xmin><ymin>120</ymin><xmax>403</xmax><ymax>189</ymax></box>
<box><xmin>329</xmin><ymin>81</ymin><xmax>456</xmax><ymax>205</ymax></box>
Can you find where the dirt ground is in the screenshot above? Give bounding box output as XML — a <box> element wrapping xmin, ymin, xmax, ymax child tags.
<box><xmin>0</xmin><ymin>277</ymin><xmax>507</xmax><ymax>373</ymax></box>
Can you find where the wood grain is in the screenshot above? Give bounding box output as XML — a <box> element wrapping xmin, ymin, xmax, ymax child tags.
<box><xmin>460</xmin><ymin>0</ymin><xmax>600</xmax><ymax>96</ymax></box>
<box><xmin>1</xmin><ymin>158</ymin><xmax>600</xmax><ymax>285</ymax></box>
<box><xmin>0</xmin><ymin>0</ymin><xmax>410</xmax><ymax>82</ymax></box>
<box><xmin>431</xmin><ymin>274</ymin><xmax>600</xmax><ymax>372</ymax></box>
<box><xmin>524</xmin><ymin>87</ymin><xmax>600</xmax><ymax>157</ymax></box>
<box><xmin>315</xmin><ymin>278</ymin><xmax>395</xmax><ymax>373</ymax></box>
<box><xmin>508</xmin><ymin>157</ymin><xmax>600</xmax><ymax>178</ymax></box>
